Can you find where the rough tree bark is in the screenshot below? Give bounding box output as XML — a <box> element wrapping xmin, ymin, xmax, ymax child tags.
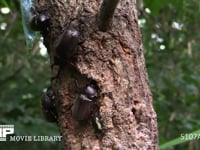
<box><xmin>35</xmin><ymin>0</ymin><xmax>158</xmax><ymax>149</ymax></box>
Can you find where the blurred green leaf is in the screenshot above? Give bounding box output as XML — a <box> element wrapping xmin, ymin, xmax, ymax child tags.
<box><xmin>160</xmin><ymin>128</ymin><xmax>200</xmax><ymax>149</ymax></box>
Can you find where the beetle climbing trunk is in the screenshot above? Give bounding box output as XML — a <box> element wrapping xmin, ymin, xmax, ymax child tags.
<box><xmin>35</xmin><ymin>0</ymin><xmax>158</xmax><ymax>149</ymax></box>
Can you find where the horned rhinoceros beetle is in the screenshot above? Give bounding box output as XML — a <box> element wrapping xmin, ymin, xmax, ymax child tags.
<box><xmin>41</xmin><ymin>87</ymin><xmax>58</xmax><ymax>123</ymax></box>
<box><xmin>29</xmin><ymin>14</ymin><xmax>50</xmax><ymax>31</ymax></box>
<box><xmin>29</xmin><ymin>7</ymin><xmax>50</xmax><ymax>32</ymax></box>
<box><xmin>72</xmin><ymin>82</ymin><xmax>99</xmax><ymax>121</ymax></box>
<box><xmin>55</xmin><ymin>28</ymin><xmax>79</xmax><ymax>65</ymax></box>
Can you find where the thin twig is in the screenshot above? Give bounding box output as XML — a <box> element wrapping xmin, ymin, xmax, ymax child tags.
<box><xmin>98</xmin><ymin>0</ymin><xmax>119</xmax><ymax>31</ymax></box>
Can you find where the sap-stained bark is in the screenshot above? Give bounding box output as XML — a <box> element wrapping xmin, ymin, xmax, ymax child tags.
<box><xmin>35</xmin><ymin>0</ymin><xmax>158</xmax><ymax>149</ymax></box>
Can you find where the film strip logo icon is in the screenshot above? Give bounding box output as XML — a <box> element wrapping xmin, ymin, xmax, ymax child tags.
<box><xmin>0</xmin><ymin>125</ymin><xmax>14</xmax><ymax>141</ymax></box>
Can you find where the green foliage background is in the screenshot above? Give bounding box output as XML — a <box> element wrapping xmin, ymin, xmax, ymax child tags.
<box><xmin>0</xmin><ymin>0</ymin><xmax>199</xmax><ymax>149</ymax></box>
<box><xmin>140</xmin><ymin>0</ymin><xmax>200</xmax><ymax>149</ymax></box>
<box><xmin>0</xmin><ymin>1</ymin><xmax>60</xmax><ymax>149</ymax></box>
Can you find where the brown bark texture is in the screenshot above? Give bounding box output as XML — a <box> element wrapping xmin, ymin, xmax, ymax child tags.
<box><xmin>35</xmin><ymin>0</ymin><xmax>158</xmax><ymax>149</ymax></box>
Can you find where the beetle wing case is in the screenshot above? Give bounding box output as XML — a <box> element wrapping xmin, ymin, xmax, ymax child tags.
<box><xmin>41</xmin><ymin>88</ymin><xmax>58</xmax><ymax>123</ymax></box>
<box><xmin>72</xmin><ymin>94</ymin><xmax>94</xmax><ymax>121</ymax></box>
<box><xmin>55</xmin><ymin>29</ymin><xmax>79</xmax><ymax>65</ymax></box>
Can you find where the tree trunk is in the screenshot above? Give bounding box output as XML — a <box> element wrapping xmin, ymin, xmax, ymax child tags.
<box><xmin>35</xmin><ymin>0</ymin><xmax>158</xmax><ymax>149</ymax></box>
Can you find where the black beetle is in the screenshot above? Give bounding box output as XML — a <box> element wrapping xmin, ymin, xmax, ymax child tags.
<box><xmin>72</xmin><ymin>83</ymin><xmax>99</xmax><ymax>121</ymax></box>
<box><xmin>55</xmin><ymin>28</ymin><xmax>79</xmax><ymax>65</ymax></box>
<box><xmin>29</xmin><ymin>8</ymin><xmax>50</xmax><ymax>31</ymax></box>
<box><xmin>41</xmin><ymin>88</ymin><xmax>58</xmax><ymax>123</ymax></box>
